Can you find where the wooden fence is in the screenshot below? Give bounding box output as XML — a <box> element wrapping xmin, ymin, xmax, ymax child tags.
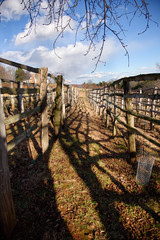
<box><xmin>87</xmin><ymin>73</ymin><xmax>160</xmax><ymax>163</ymax></box>
<box><xmin>0</xmin><ymin>57</ymin><xmax>78</xmax><ymax>239</ymax></box>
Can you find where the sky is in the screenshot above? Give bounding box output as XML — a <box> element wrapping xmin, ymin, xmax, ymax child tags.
<box><xmin>0</xmin><ymin>0</ymin><xmax>160</xmax><ymax>84</ymax></box>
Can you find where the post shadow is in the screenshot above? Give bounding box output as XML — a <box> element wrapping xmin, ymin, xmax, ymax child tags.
<box><xmin>59</xmin><ymin>107</ymin><xmax>130</xmax><ymax>239</ymax></box>
<box><xmin>59</xmin><ymin>97</ymin><xmax>160</xmax><ymax>239</ymax></box>
<box><xmin>7</xmin><ymin>122</ymin><xmax>73</xmax><ymax>240</ymax></box>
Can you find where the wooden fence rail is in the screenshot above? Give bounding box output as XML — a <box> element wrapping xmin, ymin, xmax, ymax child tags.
<box><xmin>87</xmin><ymin>73</ymin><xmax>160</xmax><ymax>163</ymax></box>
<box><xmin>0</xmin><ymin>57</ymin><xmax>78</xmax><ymax>239</ymax></box>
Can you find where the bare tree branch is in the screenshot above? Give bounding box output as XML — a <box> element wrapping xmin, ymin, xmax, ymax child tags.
<box><xmin>0</xmin><ymin>0</ymin><xmax>155</xmax><ymax>71</ymax></box>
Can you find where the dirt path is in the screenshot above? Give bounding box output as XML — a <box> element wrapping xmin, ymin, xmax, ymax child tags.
<box><xmin>10</xmin><ymin>90</ymin><xmax>160</xmax><ymax>240</ymax></box>
<box><xmin>47</xmin><ymin>90</ymin><xmax>160</xmax><ymax>239</ymax></box>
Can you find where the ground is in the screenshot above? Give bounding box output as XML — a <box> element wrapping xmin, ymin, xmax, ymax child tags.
<box><xmin>7</xmin><ymin>90</ymin><xmax>160</xmax><ymax>239</ymax></box>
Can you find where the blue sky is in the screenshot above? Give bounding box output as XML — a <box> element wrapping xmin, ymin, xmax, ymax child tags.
<box><xmin>0</xmin><ymin>0</ymin><xmax>160</xmax><ymax>84</ymax></box>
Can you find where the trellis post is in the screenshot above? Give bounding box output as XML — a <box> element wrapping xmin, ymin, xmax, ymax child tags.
<box><xmin>0</xmin><ymin>79</ymin><xmax>3</xmax><ymax>109</ymax></box>
<box><xmin>40</xmin><ymin>67</ymin><xmax>49</xmax><ymax>155</ymax></box>
<box><xmin>53</xmin><ymin>75</ymin><xmax>63</xmax><ymax>137</ymax></box>
<box><xmin>62</xmin><ymin>82</ymin><xmax>65</xmax><ymax>122</ymax></box>
<box><xmin>0</xmin><ymin>89</ymin><xmax>16</xmax><ymax>239</ymax></box>
<box><xmin>150</xmin><ymin>87</ymin><xmax>157</xmax><ymax>130</ymax></box>
<box><xmin>95</xmin><ymin>89</ymin><xmax>97</xmax><ymax>113</ymax></box>
<box><xmin>10</xmin><ymin>81</ymin><xmax>15</xmax><ymax>109</ymax></box>
<box><xmin>124</xmin><ymin>79</ymin><xmax>136</xmax><ymax>163</ymax></box>
<box><xmin>113</xmin><ymin>84</ymin><xmax>117</xmax><ymax>136</ymax></box>
<box><xmin>18</xmin><ymin>81</ymin><xmax>24</xmax><ymax>113</ymax></box>
<box><xmin>106</xmin><ymin>86</ymin><xmax>110</xmax><ymax>127</ymax></box>
<box><xmin>102</xmin><ymin>87</ymin><xmax>107</xmax><ymax>119</ymax></box>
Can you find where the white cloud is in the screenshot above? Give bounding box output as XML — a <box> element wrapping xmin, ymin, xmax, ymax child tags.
<box><xmin>0</xmin><ymin>0</ymin><xmax>27</xmax><ymax>21</ymax></box>
<box><xmin>1</xmin><ymin>38</ymin><xmax>118</xmax><ymax>83</ymax></box>
<box><xmin>78</xmin><ymin>72</ymin><xmax>116</xmax><ymax>83</ymax></box>
<box><xmin>139</xmin><ymin>66</ymin><xmax>157</xmax><ymax>71</ymax></box>
<box><xmin>14</xmin><ymin>14</ymin><xmax>77</xmax><ymax>46</ymax></box>
<box><xmin>0</xmin><ymin>0</ymin><xmax>51</xmax><ymax>22</ymax></box>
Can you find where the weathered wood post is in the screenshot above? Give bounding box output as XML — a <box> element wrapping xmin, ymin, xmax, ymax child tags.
<box><xmin>67</xmin><ymin>85</ymin><xmax>70</xmax><ymax>105</ymax></box>
<box><xmin>99</xmin><ymin>88</ymin><xmax>102</xmax><ymax>115</ymax></box>
<box><xmin>53</xmin><ymin>75</ymin><xmax>63</xmax><ymax>137</ymax></box>
<box><xmin>0</xmin><ymin>89</ymin><xmax>17</xmax><ymax>239</ymax></box>
<box><xmin>0</xmin><ymin>79</ymin><xmax>4</xmax><ymax>110</ymax></box>
<box><xmin>93</xmin><ymin>89</ymin><xmax>96</xmax><ymax>111</ymax></box>
<box><xmin>10</xmin><ymin>81</ymin><xmax>15</xmax><ymax>109</ymax></box>
<box><xmin>102</xmin><ymin>87</ymin><xmax>107</xmax><ymax>119</ymax></box>
<box><xmin>121</xmin><ymin>92</ymin><xmax>124</xmax><ymax>111</ymax></box>
<box><xmin>47</xmin><ymin>85</ymin><xmax>51</xmax><ymax>108</ymax></box>
<box><xmin>135</xmin><ymin>90</ymin><xmax>139</xmax><ymax>123</ymax></box>
<box><xmin>71</xmin><ymin>87</ymin><xmax>74</xmax><ymax>106</ymax></box>
<box><xmin>97</xmin><ymin>89</ymin><xmax>100</xmax><ymax>115</ymax></box>
<box><xmin>62</xmin><ymin>82</ymin><xmax>65</xmax><ymax>122</ymax></box>
<box><xmin>67</xmin><ymin>85</ymin><xmax>70</xmax><ymax>114</ymax></box>
<box><xmin>99</xmin><ymin>89</ymin><xmax>102</xmax><ymax>115</ymax></box>
<box><xmin>113</xmin><ymin>84</ymin><xmax>117</xmax><ymax>136</ymax></box>
<box><xmin>100</xmin><ymin>87</ymin><xmax>104</xmax><ymax>117</ymax></box>
<box><xmin>75</xmin><ymin>87</ymin><xmax>77</xmax><ymax>103</ymax></box>
<box><xmin>91</xmin><ymin>89</ymin><xmax>93</xmax><ymax>106</ymax></box>
<box><xmin>124</xmin><ymin>79</ymin><xmax>136</xmax><ymax>163</ymax></box>
<box><xmin>40</xmin><ymin>67</ymin><xmax>49</xmax><ymax>155</ymax></box>
<box><xmin>139</xmin><ymin>89</ymin><xmax>142</xmax><ymax>115</ymax></box>
<box><xmin>17</xmin><ymin>81</ymin><xmax>24</xmax><ymax>113</ymax></box>
<box><xmin>106</xmin><ymin>86</ymin><xmax>110</xmax><ymax>127</ymax></box>
<box><xmin>150</xmin><ymin>87</ymin><xmax>157</xmax><ymax>130</ymax></box>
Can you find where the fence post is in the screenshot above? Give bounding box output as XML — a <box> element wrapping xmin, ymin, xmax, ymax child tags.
<box><xmin>71</xmin><ymin>87</ymin><xmax>74</xmax><ymax>106</ymax></box>
<box><xmin>17</xmin><ymin>81</ymin><xmax>24</xmax><ymax>113</ymax></box>
<box><xmin>139</xmin><ymin>89</ymin><xmax>142</xmax><ymax>115</ymax></box>
<box><xmin>75</xmin><ymin>88</ymin><xmax>77</xmax><ymax>103</ymax></box>
<box><xmin>62</xmin><ymin>82</ymin><xmax>65</xmax><ymax>122</ymax></box>
<box><xmin>106</xmin><ymin>86</ymin><xmax>110</xmax><ymax>127</ymax></box>
<box><xmin>99</xmin><ymin>89</ymin><xmax>101</xmax><ymax>115</ymax></box>
<box><xmin>93</xmin><ymin>89</ymin><xmax>95</xmax><ymax>110</ymax></box>
<box><xmin>102</xmin><ymin>87</ymin><xmax>106</xmax><ymax>119</ymax></box>
<box><xmin>67</xmin><ymin>86</ymin><xmax>70</xmax><ymax>105</ymax></box>
<box><xmin>47</xmin><ymin>85</ymin><xmax>50</xmax><ymax>107</ymax></box>
<box><xmin>0</xmin><ymin>79</ymin><xmax>3</xmax><ymax>110</ymax></box>
<box><xmin>67</xmin><ymin>85</ymin><xmax>70</xmax><ymax>114</ymax></box>
<box><xmin>10</xmin><ymin>81</ymin><xmax>15</xmax><ymax>109</ymax></box>
<box><xmin>53</xmin><ymin>75</ymin><xmax>63</xmax><ymax>137</ymax></box>
<box><xmin>97</xmin><ymin>89</ymin><xmax>99</xmax><ymax>114</ymax></box>
<box><xmin>150</xmin><ymin>87</ymin><xmax>157</xmax><ymax>130</ymax></box>
<box><xmin>40</xmin><ymin>67</ymin><xmax>49</xmax><ymax>155</ymax></box>
<box><xmin>0</xmin><ymin>91</ymin><xmax>16</xmax><ymax>239</ymax></box>
<box><xmin>113</xmin><ymin>84</ymin><xmax>117</xmax><ymax>136</ymax></box>
<box><xmin>124</xmin><ymin>80</ymin><xmax>136</xmax><ymax>163</ymax></box>
<box><xmin>99</xmin><ymin>88</ymin><xmax>102</xmax><ymax>115</ymax></box>
<box><xmin>121</xmin><ymin>92</ymin><xmax>124</xmax><ymax>111</ymax></box>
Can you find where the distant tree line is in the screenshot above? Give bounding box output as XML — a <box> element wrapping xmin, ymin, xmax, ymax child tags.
<box><xmin>82</xmin><ymin>68</ymin><xmax>160</xmax><ymax>90</ymax></box>
<box><xmin>82</xmin><ymin>79</ymin><xmax>114</xmax><ymax>88</ymax></box>
<box><xmin>0</xmin><ymin>64</ymin><xmax>30</xmax><ymax>82</ymax></box>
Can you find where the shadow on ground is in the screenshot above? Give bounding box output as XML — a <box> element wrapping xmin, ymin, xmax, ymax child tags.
<box><xmin>5</xmin><ymin>93</ymin><xmax>160</xmax><ymax>240</ymax></box>
<box><xmin>58</xmin><ymin>97</ymin><xmax>160</xmax><ymax>239</ymax></box>
<box><xmin>7</xmin><ymin>121</ymin><xmax>73</xmax><ymax>240</ymax></box>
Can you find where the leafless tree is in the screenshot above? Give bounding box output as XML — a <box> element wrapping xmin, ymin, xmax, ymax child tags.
<box><xmin>0</xmin><ymin>64</ymin><xmax>13</xmax><ymax>79</ymax></box>
<box><xmin>0</xmin><ymin>0</ymin><xmax>156</xmax><ymax>70</ymax></box>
